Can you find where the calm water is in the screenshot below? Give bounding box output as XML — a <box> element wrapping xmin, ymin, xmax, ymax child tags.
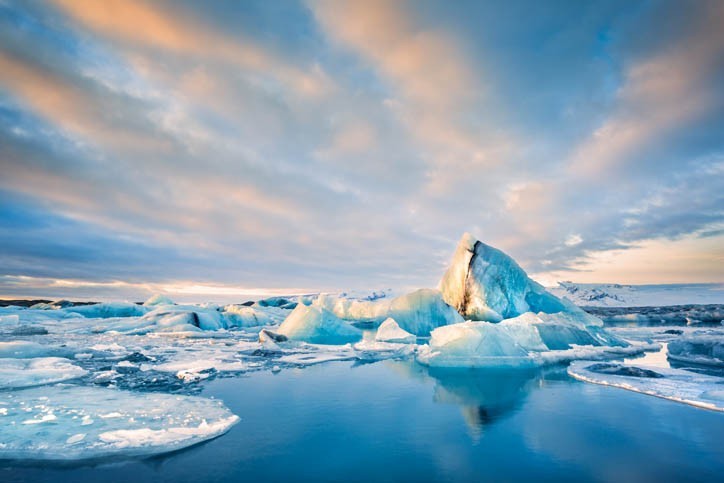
<box><xmin>2</xmin><ymin>360</ymin><xmax>723</xmax><ymax>482</ymax></box>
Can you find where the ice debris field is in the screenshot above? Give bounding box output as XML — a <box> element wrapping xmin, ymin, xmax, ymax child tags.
<box><xmin>1</xmin><ymin>233</ymin><xmax>722</xmax><ymax>461</ymax></box>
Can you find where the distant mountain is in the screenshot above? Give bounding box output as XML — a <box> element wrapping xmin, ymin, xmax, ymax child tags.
<box><xmin>549</xmin><ymin>282</ymin><xmax>724</xmax><ymax>307</ymax></box>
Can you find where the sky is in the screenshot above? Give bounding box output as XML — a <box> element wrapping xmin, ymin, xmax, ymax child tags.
<box><xmin>0</xmin><ymin>0</ymin><xmax>723</xmax><ymax>302</ymax></box>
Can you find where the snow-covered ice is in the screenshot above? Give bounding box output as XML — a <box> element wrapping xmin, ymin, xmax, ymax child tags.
<box><xmin>0</xmin><ymin>385</ymin><xmax>239</xmax><ymax>460</ymax></box>
<box><xmin>568</xmin><ymin>361</ymin><xmax>724</xmax><ymax>411</ymax></box>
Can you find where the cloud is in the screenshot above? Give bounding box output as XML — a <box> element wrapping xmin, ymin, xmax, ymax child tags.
<box><xmin>569</xmin><ymin>0</ymin><xmax>724</xmax><ymax>177</ymax></box>
<box><xmin>0</xmin><ymin>0</ymin><xmax>722</xmax><ymax>300</ymax></box>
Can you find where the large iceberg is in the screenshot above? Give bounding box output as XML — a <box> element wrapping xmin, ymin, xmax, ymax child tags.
<box><xmin>440</xmin><ymin>233</ymin><xmax>572</xmax><ymax>322</ymax></box>
<box><xmin>0</xmin><ymin>385</ymin><xmax>239</xmax><ymax>460</ymax></box>
<box><xmin>419</xmin><ymin>233</ymin><xmax>636</xmax><ymax>367</ymax></box>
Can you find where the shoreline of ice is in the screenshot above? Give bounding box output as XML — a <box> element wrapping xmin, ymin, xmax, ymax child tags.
<box><xmin>568</xmin><ymin>360</ymin><xmax>724</xmax><ymax>412</ymax></box>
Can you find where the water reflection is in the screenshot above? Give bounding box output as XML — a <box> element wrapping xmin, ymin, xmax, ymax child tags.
<box><xmin>414</xmin><ymin>365</ymin><xmax>557</xmax><ymax>438</ymax></box>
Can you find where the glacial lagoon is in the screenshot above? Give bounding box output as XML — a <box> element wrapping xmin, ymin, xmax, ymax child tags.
<box><xmin>3</xmin><ymin>352</ymin><xmax>723</xmax><ymax>483</ymax></box>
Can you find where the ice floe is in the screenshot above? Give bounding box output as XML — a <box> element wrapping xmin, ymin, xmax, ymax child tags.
<box><xmin>667</xmin><ymin>336</ymin><xmax>724</xmax><ymax>367</ymax></box>
<box><xmin>0</xmin><ymin>385</ymin><xmax>238</xmax><ymax>460</ymax></box>
<box><xmin>568</xmin><ymin>361</ymin><xmax>724</xmax><ymax>411</ymax></box>
<box><xmin>0</xmin><ymin>357</ymin><xmax>87</xmax><ymax>389</ymax></box>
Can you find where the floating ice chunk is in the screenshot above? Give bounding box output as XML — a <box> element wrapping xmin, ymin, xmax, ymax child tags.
<box><xmin>387</xmin><ymin>289</ymin><xmax>464</xmax><ymax>335</ymax></box>
<box><xmin>439</xmin><ymin>233</ymin><xmax>583</xmax><ymax>322</ymax></box>
<box><xmin>667</xmin><ymin>336</ymin><xmax>724</xmax><ymax>367</ymax></box>
<box><xmin>0</xmin><ymin>357</ymin><xmax>87</xmax><ymax>389</ymax></box>
<box><xmin>90</xmin><ymin>342</ymin><xmax>127</xmax><ymax>353</ymax></box>
<box><xmin>67</xmin><ymin>302</ymin><xmax>148</xmax><ymax>319</ymax></box>
<box><xmin>0</xmin><ymin>314</ymin><xmax>20</xmax><ymax>325</ymax></box>
<box><xmin>0</xmin><ymin>341</ymin><xmax>73</xmax><ymax>359</ymax></box>
<box><xmin>94</xmin><ymin>305</ymin><xmax>231</xmax><ymax>334</ymax></box>
<box><xmin>375</xmin><ymin>318</ymin><xmax>416</xmax><ymax>343</ymax></box>
<box><xmin>259</xmin><ymin>329</ymin><xmax>288</xmax><ymax>343</ymax></box>
<box><xmin>417</xmin><ymin>315</ymin><xmax>643</xmax><ymax>368</ymax></box>
<box><xmin>313</xmin><ymin>293</ymin><xmax>391</xmax><ymax>322</ymax></box>
<box><xmin>418</xmin><ymin>321</ymin><xmax>534</xmax><ymax>368</ymax></box>
<box><xmin>151</xmin><ymin>355</ymin><xmax>248</xmax><ymax>376</ymax></box>
<box><xmin>143</xmin><ymin>294</ymin><xmax>175</xmax><ymax>307</ymax></box>
<box><xmin>313</xmin><ymin>289</ymin><xmax>461</xmax><ymax>336</ymax></box>
<box><xmin>353</xmin><ymin>339</ymin><xmax>415</xmax><ymax>360</ymax></box>
<box><xmin>223</xmin><ymin>305</ymin><xmax>272</xmax><ymax>328</ymax></box>
<box><xmin>568</xmin><ymin>361</ymin><xmax>724</xmax><ymax>411</ymax></box>
<box><xmin>148</xmin><ymin>306</ymin><xmax>226</xmax><ymax>331</ymax></box>
<box><xmin>276</xmin><ymin>344</ymin><xmax>357</xmax><ymax>366</ymax></box>
<box><xmin>278</xmin><ymin>304</ymin><xmax>362</xmax><ymax>344</ymax></box>
<box><xmin>0</xmin><ymin>385</ymin><xmax>239</xmax><ymax>460</ymax></box>
<box><xmin>29</xmin><ymin>299</ymin><xmax>75</xmax><ymax>310</ymax></box>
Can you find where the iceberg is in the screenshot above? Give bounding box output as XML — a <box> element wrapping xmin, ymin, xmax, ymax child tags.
<box><xmin>568</xmin><ymin>361</ymin><xmax>724</xmax><ymax>411</ymax></box>
<box><xmin>313</xmin><ymin>288</ymin><xmax>462</xmax><ymax>336</ymax></box>
<box><xmin>76</xmin><ymin>303</ymin><xmax>273</xmax><ymax>334</ymax></box>
<box><xmin>375</xmin><ymin>318</ymin><xmax>416</xmax><ymax>343</ymax></box>
<box><xmin>418</xmin><ymin>233</ymin><xmax>633</xmax><ymax>367</ymax></box>
<box><xmin>0</xmin><ymin>357</ymin><xmax>88</xmax><ymax>389</ymax></box>
<box><xmin>440</xmin><ymin>233</ymin><xmax>573</xmax><ymax>321</ymax></box>
<box><xmin>386</xmin><ymin>289</ymin><xmax>464</xmax><ymax>335</ymax></box>
<box><xmin>277</xmin><ymin>304</ymin><xmax>362</xmax><ymax>344</ymax></box>
<box><xmin>223</xmin><ymin>305</ymin><xmax>272</xmax><ymax>328</ymax></box>
<box><xmin>417</xmin><ymin>321</ymin><xmax>535</xmax><ymax>368</ymax></box>
<box><xmin>417</xmin><ymin>321</ymin><xmax>651</xmax><ymax>368</ymax></box>
<box><xmin>143</xmin><ymin>294</ymin><xmax>175</xmax><ymax>307</ymax></box>
<box><xmin>0</xmin><ymin>385</ymin><xmax>238</xmax><ymax>460</ymax></box>
<box><xmin>67</xmin><ymin>302</ymin><xmax>148</xmax><ymax>319</ymax></box>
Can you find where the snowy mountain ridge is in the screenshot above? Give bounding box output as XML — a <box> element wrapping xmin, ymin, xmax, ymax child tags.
<box><xmin>549</xmin><ymin>282</ymin><xmax>724</xmax><ymax>307</ymax></box>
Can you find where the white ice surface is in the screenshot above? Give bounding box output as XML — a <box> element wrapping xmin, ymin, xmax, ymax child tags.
<box><xmin>0</xmin><ymin>385</ymin><xmax>239</xmax><ymax>460</ymax></box>
<box><xmin>568</xmin><ymin>360</ymin><xmax>724</xmax><ymax>411</ymax></box>
<box><xmin>0</xmin><ymin>357</ymin><xmax>87</xmax><ymax>389</ymax></box>
<box><xmin>0</xmin><ymin>341</ymin><xmax>73</xmax><ymax>359</ymax></box>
